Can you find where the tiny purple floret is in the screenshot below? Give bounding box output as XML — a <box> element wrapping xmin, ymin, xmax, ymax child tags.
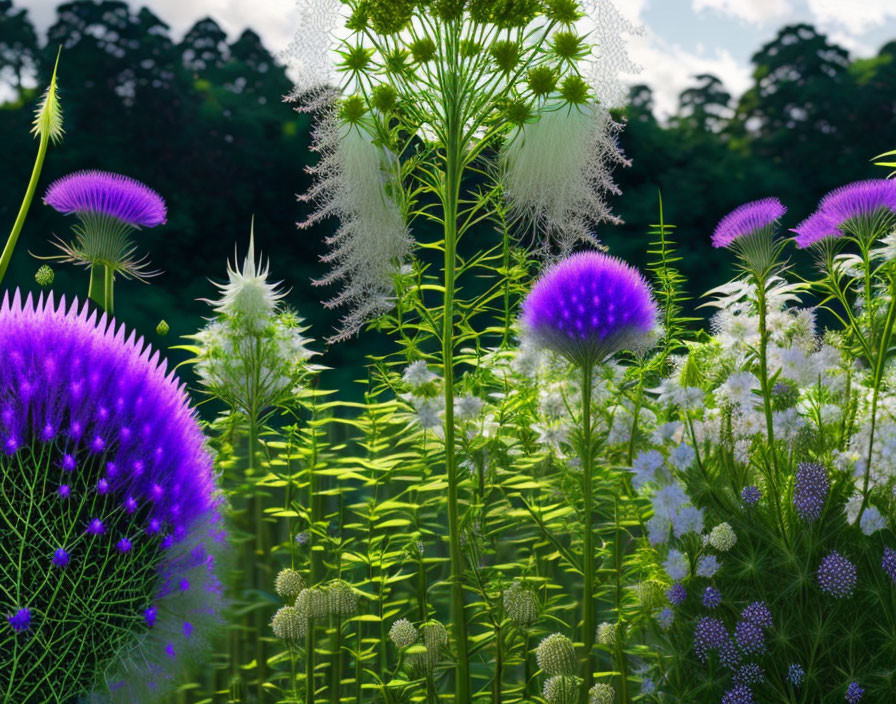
<box><xmin>52</xmin><ymin>548</ymin><xmax>70</xmax><ymax>568</ymax></box>
<box><xmin>44</xmin><ymin>170</ymin><xmax>167</xmax><ymax>228</ymax></box>
<box><xmin>846</xmin><ymin>681</ymin><xmax>864</xmax><ymax>703</ymax></box>
<box><xmin>8</xmin><ymin>607</ymin><xmax>31</xmax><ymax>633</ymax></box>
<box><xmin>818</xmin><ymin>550</ymin><xmax>857</xmax><ymax>598</ymax></box>
<box><xmin>712</xmin><ymin>197</ymin><xmax>787</xmax><ymax>248</ymax></box>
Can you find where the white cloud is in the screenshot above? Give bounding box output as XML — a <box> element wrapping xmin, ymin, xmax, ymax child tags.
<box><xmin>692</xmin><ymin>0</ymin><xmax>792</xmax><ymax>24</ymax></box>
<box><xmin>807</xmin><ymin>0</ymin><xmax>896</xmax><ymax>36</ymax></box>
<box><xmin>623</xmin><ymin>26</ymin><xmax>752</xmax><ymax>118</ymax></box>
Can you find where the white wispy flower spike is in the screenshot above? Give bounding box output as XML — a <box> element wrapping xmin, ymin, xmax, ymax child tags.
<box><xmin>300</xmin><ymin>110</ymin><xmax>412</xmax><ymax>342</ymax></box>
<box><xmin>501</xmin><ymin>103</ymin><xmax>629</xmax><ymax>253</ymax></box>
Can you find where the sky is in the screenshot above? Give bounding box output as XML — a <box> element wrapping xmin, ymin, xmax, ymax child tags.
<box><xmin>21</xmin><ymin>0</ymin><xmax>896</xmax><ymax>117</ymax></box>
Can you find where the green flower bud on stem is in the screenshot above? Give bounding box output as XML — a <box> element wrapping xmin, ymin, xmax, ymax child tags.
<box><xmin>34</xmin><ymin>265</ymin><xmax>55</xmax><ymax>287</ymax></box>
<box><xmin>536</xmin><ymin>633</ymin><xmax>578</xmax><ymax>676</ymax></box>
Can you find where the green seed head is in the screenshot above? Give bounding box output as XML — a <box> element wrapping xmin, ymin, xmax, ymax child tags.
<box><xmin>490</xmin><ymin>40</ymin><xmax>521</xmax><ymax>74</ymax></box>
<box><xmin>389</xmin><ymin>618</ymin><xmax>418</xmax><ymax>648</ymax></box>
<box><xmin>536</xmin><ymin>633</ymin><xmax>578</xmax><ymax>676</ymax></box>
<box><xmin>560</xmin><ymin>75</ymin><xmax>590</xmax><ymax>105</ymax></box>
<box><xmin>503</xmin><ymin>582</ymin><xmax>539</xmax><ymax>628</ymax></box>
<box><xmin>596</xmin><ymin>621</ymin><xmax>618</xmax><ymax>647</ymax></box>
<box><xmin>346</xmin><ymin>0</ymin><xmax>371</xmax><ymax>31</ymax></box>
<box><xmin>527</xmin><ymin>66</ymin><xmax>558</xmax><ymax>97</ymax></box>
<box><xmin>34</xmin><ymin>265</ymin><xmax>55</xmax><ymax>287</ymax></box>
<box><xmin>460</xmin><ymin>39</ymin><xmax>482</xmax><ymax>58</ymax></box>
<box><xmin>343</xmin><ymin>45</ymin><xmax>373</xmax><ymax>73</ymax></box>
<box><xmin>543</xmin><ymin>675</ymin><xmax>582</xmax><ymax>704</ymax></box>
<box><xmin>551</xmin><ymin>31</ymin><xmax>587</xmax><ymax>61</ymax></box>
<box><xmin>543</xmin><ymin>0</ymin><xmax>582</xmax><ymax>24</ymax></box>
<box><xmin>503</xmin><ymin>98</ymin><xmax>534</xmax><ymax>126</ymax></box>
<box><xmin>155</xmin><ymin>320</ymin><xmax>170</xmax><ymax>336</ymax></box>
<box><xmin>271</xmin><ymin>605</ymin><xmax>307</xmax><ymax>644</ymax></box>
<box><xmin>274</xmin><ymin>568</ymin><xmax>306</xmax><ymax>600</ymax></box>
<box><xmin>371</xmin><ymin>84</ymin><xmax>399</xmax><ymax>112</ymax></box>
<box><xmin>410</xmin><ymin>37</ymin><xmax>438</xmax><ymax>63</ymax></box>
<box><xmin>369</xmin><ymin>0</ymin><xmax>414</xmax><ymax>34</ymax></box>
<box><xmin>340</xmin><ymin>95</ymin><xmax>368</xmax><ymax>124</ymax></box>
<box><xmin>430</xmin><ymin>0</ymin><xmax>466</xmax><ymax>21</ymax></box>
<box><xmin>327</xmin><ymin>579</ymin><xmax>358</xmax><ymax>616</ymax></box>
<box><xmin>588</xmin><ymin>682</ymin><xmax>615</xmax><ymax>704</ymax></box>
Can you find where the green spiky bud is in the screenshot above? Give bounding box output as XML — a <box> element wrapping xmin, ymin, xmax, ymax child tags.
<box><xmin>410</xmin><ymin>37</ymin><xmax>437</xmax><ymax>63</ymax></box>
<box><xmin>544</xmin><ymin>0</ymin><xmax>582</xmax><ymax>24</ymax></box>
<box><xmin>371</xmin><ymin>84</ymin><xmax>399</xmax><ymax>112</ymax></box>
<box><xmin>155</xmin><ymin>320</ymin><xmax>169</xmax><ymax>336</ymax></box>
<box><xmin>274</xmin><ymin>568</ymin><xmax>306</xmax><ymax>599</ymax></box>
<box><xmin>536</xmin><ymin>633</ymin><xmax>577</xmax><ymax>676</ymax></box>
<box><xmin>369</xmin><ymin>0</ymin><xmax>414</xmax><ymax>34</ymax></box>
<box><xmin>551</xmin><ymin>31</ymin><xmax>586</xmax><ymax>61</ymax></box>
<box><xmin>637</xmin><ymin>580</ymin><xmax>666</xmax><ymax>611</ymax></box>
<box><xmin>596</xmin><ymin>621</ymin><xmax>617</xmax><ymax>647</ymax></box>
<box><xmin>389</xmin><ymin>618</ymin><xmax>418</xmax><ymax>648</ymax></box>
<box><xmin>708</xmin><ymin>522</ymin><xmax>737</xmax><ymax>552</ymax></box>
<box><xmin>417</xmin><ymin>620</ymin><xmax>448</xmax><ymax>670</ymax></box>
<box><xmin>296</xmin><ymin>586</ymin><xmax>330</xmax><ymax>621</ymax></box>
<box><xmin>502</xmin><ymin>98</ymin><xmax>534</xmax><ymax>126</ymax></box>
<box><xmin>346</xmin><ymin>0</ymin><xmax>372</xmax><ymax>31</ymax></box>
<box><xmin>543</xmin><ymin>675</ymin><xmax>582</xmax><ymax>704</ymax></box>
<box><xmin>527</xmin><ymin>66</ymin><xmax>558</xmax><ymax>97</ymax></box>
<box><xmin>383</xmin><ymin>48</ymin><xmax>411</xmax><ymax>76</ymax></box>
<box><xmin>32</xmin><ymin>51</ymin><xmax>63</xmax><ymax>144</ymax></box>
<box><xmin>431</xmin><ymin>0</ymin><xmax>466</xmax><ymax>21</ymax></box>
<box><xmin>342</xmin><ymin>45</ymin><xmax>373</xmax><ymax>73</ymax></box>
<box><xmin>460</xmin><ymin>40</ymin><xmax>482</xmax><ymax>58</ymax></box>
<box><xmin>340</xmin><ymin>95</ymin><xmax>368</xmax><ymax>124</ymax></box>
<box><xmin>490</xmin><ymin>40</ymin><xmax>521</xmax><ymax>74</ymax></box>
<box><xmin>270</xmin><ymin>605</ymin><xmax>307</xmax><ymax>644</ymax></box>
<box><xmin>34</xmin><ymin>265</ymin><xmax>54</xmax><ymax>287</ymax></box>
<box><xmin>503</xmin><ymin>582</ymin><xmax>539</xmax><ymax>628</ymax></box>
<box><xmin>327</xmin><ymin>579</ymin><xmax>358</xmax><ymax>616</ymax></box>
<box><xmin>560</xmin><ymin>75</ymin><xmax>590</xmax><ymax>105</ymax></box>
<box><xmin>588</xmin><ymin>682</ymin><xmax>615</xmax><ymax>704</ymax></box>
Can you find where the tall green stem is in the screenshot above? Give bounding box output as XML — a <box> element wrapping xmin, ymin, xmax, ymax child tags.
<box><xmin>0</xmin><ymin>127</ymin><xmax>49</xmax><ymax>286</ymax></box>
<box><xmin>103</xmin><ymin>265</ymin><xmax>114</xmax><ymax>315</ymax></box>
<box><xmin>580</xmin><ymin>361</ymin><xmax>595</xmax><ymax>700</ymax></box>
<box><xmin>88</xmin><ymin>265</ymin><xmax>105</xmax><ymax>309</ymax></box>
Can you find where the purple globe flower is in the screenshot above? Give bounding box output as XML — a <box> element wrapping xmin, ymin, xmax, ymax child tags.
<box><xmin>740</xmin><ymin>601</ymin><xmax>772</xmax><ymax>629</ymax></box>
<box><xmin>694</xmin><ymin>616</ymin><xmax>740</xmax><ymax>669</ymax></box>
<box><xmin>791</xmin><ymin>210</ymin><xmax>841</xmax><ymax>249</ymax></box>
<box><xmin>721</xmin><ymin>684</ymin><xmax>754</xmax><ymax>704</ymax></box>
<box><xmin>734</xmin><ymin>619</ymin><xmax>766</xmax><ymax>655</ymax></box>
<box><xmin>786</xmin><ymin>663</ymin><xmax>805</xmax><ymax>686</ymax></box>
<box><xmin>44</xmin><ymin>170</ymin><xmax>167</xmax><ymax>228</ymax></box>
<box><xmin>846</xmin><ymin>681</ymin><xmax>864</xmax><ymax>703</ymax></box>
<box><xmin>702</xmin><ymin>586</ymin><xmax>722</xmax><ymax>609</ymax></box>
<box><xmin>667</xmin><ymin>582</ymin><xmax>687</xmax><ymax>606</ymax></box>
<box><xmin>734</xmin><ymin>663</ymin><xmax>765</xmax><ymax>686</ymax></box>
<box><xmin>793</xmin><ymin>462</ymin><xmax>830</xmax><ymax>522</ymax></box>
<box><xmin>817</xmin><ymin>550</ymin><xmax>857</xmax><ymax>598</ymax></box>
<box><xmin>818</xmin><ymin>179</ymin><xmax>896</xmax><ymax>237</ymax></box>
<box><xmin>0</xmin><ymin>291</ymin><xmax>225</xmax><ymax>702</ymax></box>
<box><xmin>521</xmin><ymin>251</ymin><xmax>657</xmax><ymax>366</ymax></box>
<box><xmin>7</xmin><ymin>608</ymin><xmax>31</xmax><ymax>633</ymax></box>
<box><xmin>712</xmin><ymin>197</ymin><xmax>787</xmax><ymax>248</ymax></box>
<box><xmin>883</xmin><ymin>546</ymin><xmax>896</xmax><ymax>584</ymax></box>
<box><xmin>741</xmin><ymin>486</ymin><xmax>761</xmax><ymax>507</ymax></box>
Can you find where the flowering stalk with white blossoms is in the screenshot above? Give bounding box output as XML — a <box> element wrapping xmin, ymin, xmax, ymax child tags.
<box><xmin>290</xmin><ymin>1</ymin><xmax>636</xmax><ymax>698</ymax></box>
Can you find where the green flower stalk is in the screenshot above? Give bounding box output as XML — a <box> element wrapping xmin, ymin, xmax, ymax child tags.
<box><xmin>0</xmin><ymin>51</ymin><xmax>62</xmax><ymax>286</ymax></box>
<box><xmin>290</xmin><ymin>3</ymin><xmax>636</xmax><ymax>698</ymax></box>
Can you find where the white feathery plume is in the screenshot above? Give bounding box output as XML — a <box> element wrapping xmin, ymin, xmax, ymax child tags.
<box><xmin>300</xmin><ymin>110</ymin><xmax>412</xmax><ymax>342</ymax></box>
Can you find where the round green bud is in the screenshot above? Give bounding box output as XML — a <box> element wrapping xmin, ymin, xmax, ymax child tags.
<box><xmin>527</xmin><ymin>66</ymin><xmax>558</xmax><ymax>97</ymax></box>
<box><xmin>503</xmin><ymin>582</ymin><xmax>539</xmax><ymax>628</ymax></box>
<box><xmin>369</xmin><ymin>0</ymin><xmax>414</xmax><ymax>34</ymax></box>
<box><xmin>343</xmin><ymin>45</ymin><xmax>373</xmax><ymax>73</ymax></box>
<box><xmin>271</xmin><ymin>605</ymin><xmax>307</xmax><ymax>644</ymax></box>
<box><xmin>460</xmin><ymin>39</ymin><xmax>482</xmax><ymax>58</ymax></box>
<box><xmin>340</xmin><ymin>95</ymin><xmax>368</xmax><ymax>124</ymax></box>
<box><xmin>536</xmin><ymin>633</ymin><xmax>577</xmax><ymax>676</ymax></box>
<box><xmin>502</xmin><ymin>98</ymin><xmax>533</xmax><ymax>126</ymax></box>
<box><xmin>544</xmin><ymin>0</ymin><xmax>582</xmax><ymax>24</ymax></box>
<box><xmin>708</xmin><ymin>522</ymin><xmax>737</xmax><ymax>552</ymax></box>
<box><xmin>383</xmin><ymin>48</ymin><xmax>411</xmax><ymax>76</ymax></box>
<box><xmin>431</xmin><ymin>0</ymin><xmax>466</xmax><ymax>21</ymax></box>
<box><xmin>551</xmin><ymin>31</ymin><xmax>586</xmax><ymax>61</ymax></box>
<box><xmin>346</xmin><ymin>0</ymin><xmax>371</xmax><ymax>31</ymax></box>
<box><xmin>637</xmin><ymin>579</ymin><xmax>666</xmax><ymax>611</ymax></box>
<box><xmin>560</xmin><ymin>75</ymin><xmax>590</xmax><ymax>105</ymax></box>
<box><xmin>155</xmin><ymin>320</ymin><xmax>170</xmax><ymax>336</ymax></box>
<box><xmin>588</xmin><ymin>682</ymin><xmax>615</xmax><ymax>704</ymax></box>
<box><xmin>389</xmin><ymin>618</ymin><xmax>418</xmax><ymax>648</ymax></box>
<box><xmin>596</xmin><ymin>621</ymin><xmax>617</xmax><ymax>647</ymax></box>
<box><xmin>34</xmin><ymin>265</ymin><xmax>54</xmax><ymax>287</ymax></box>
<box><xmin>543</xmin><ymin>675</ymin><xmax>582</xmax><ymax>704</ymax></box>
<box><xmin>327</xmin><ymin>579</ymin><xmax>358</xmax><ymax>616</ymax></box>
<box><xmin>490</xmin><ymin>40</ymin><xmax>520</xmax><ymax>74</ymax></box>
<box><xmin>371</xmin><ymin>84</ymin><xmax>399</xmax><ymax>112</ymax></box>
<box><xmin>409</xmin><ymin>37</ymin><xmax>437</xmax><ymax>63</ymax></box>
<box><xmin>418</xmin><ymin>620</ymin><xmax>448</xmax><ymax>670</ymax></box>
<box><xmin>274</xmin><ymin>568</ymin><xmax>305</xmax><ymax>600</ymax></box>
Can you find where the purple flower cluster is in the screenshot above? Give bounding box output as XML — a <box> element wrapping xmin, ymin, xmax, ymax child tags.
<box><xmin>740</xmin><ymin>601</ymin><xmax>773</xmax><ymax>629</ymax></box>
<box><xmin>694</xmin><ymin>617</ymin><xmax>740</xmax><ymax>669</ymax></box>
<box><xmin>792</xmin><ymin>179</ymin><xmax>896</xmax><ymax>247</ymax></box>
<box><xmin>734</xmin><ymin>663</ymin><xmax>765</xmax><ymax>686</ymax></box>
<box><xmin>741</xmin><ymin>486</ymin><xmax>761</xmax><ymax>507</ymax></box>
<box><xmin>817</xmin><ymin>550</ymin><xmax>857</xmax><ymax>598</ymax></box>
<box><xmin>702</xmin><ymin>586</ymin><xmax>722</xmax><ymax>609</ymax></box>
<box><xmin>44</xmin><ymin>170</ymin><xmax>167</xmax><ymax>228</ymax></box>
<box><xmin>521</xmin><ymin>252</ymin><xmax>657</xmax><ymax>366</ymax></box>
<box><xmin>786</xmin><ymin>663</ymin><xmax>805</xmax><ymax>686</ymax></box>
<box><xmin>793</xmin><ymin>462</ymin><xmax>830</xmax><ymax>522</ymax></box>
<box><xmin>712</xmin><ymin>197</ymin><xmax>787</xmax><ymax>249</ymax></box>
<box><xmin>7</xmin><ymin>608</ymin><xmax>31</xmax><ymax>633</ymax></box>
<box><xmin>883</xmin><ymin>546</ymin><xmax>896</xmax><ymax>584</ymax></box>
<box><xmin>0</xmin><ymin>291</ymin><xmax>225</xmax><ymax>700</ymax></box>
<box><xmin>846</xmin><ymin>681</ymin><xmax>864</xmax><ymax>703</ymax></box>
<box><xmin>734</xmin><ymin>619</ymin><xmax>765</xmax><ymax>656</ymax></box>
<box><xmin>721</xmin><ymin>684</ymin><xmax>754</xmax><ymax>704</ymax></box>
<box><xmin>667</xmin><ymin>582</ymin><xmax>687</xmax><ymax>606</ymax></box>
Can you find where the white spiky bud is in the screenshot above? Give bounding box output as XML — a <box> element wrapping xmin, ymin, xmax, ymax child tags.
<box><xmin>327</xmin><ymin>579</ymin><xmax>358</xmax><ymax>616</ymax></box>
<box><xmin>588</xmin><ymin>682</ymin><xmax>615</xmax><ymax>704</ymax></box>
<box><xmin>389</xmin><ymin>618</ymin><xmax>418</xmax><ymax>648</ymax></box>
<box><xmin>543</xmin><ymin>675</ymin><xmax>582</xmax><ymax>704</ymax></box>
<box><xmin>708</xmin><ymin>522</ymin><xmax>737</xmax><ymax>552</ymax></box>
<box><xmin>503</xmin><ymin>582</ymin><xmax>539</xmax><ymax>628</ymax></box>
<box><xmin>596</xmin><ymin>621</ymin><xmax>617</xmax><ymax>647</ymax></box>
<box><xmin>536</xmin><ymin>633</ymin><xmax>578</xmax><ymax>676</ymax></box>
<box><xmin>271</xmin><ymin>605</ymin><xmax>307</xmax><ymax>644</ymax></box>
<box><xmin>274</xmin><ymin>568</ymin><xmax>305</xmax><ymax>600</ymax></box>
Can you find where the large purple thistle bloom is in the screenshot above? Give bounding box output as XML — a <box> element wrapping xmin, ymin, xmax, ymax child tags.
<box><xmin>818</xmin><ymin>179</ymin><xmax>896</xmax><ymax>233</ymax></box>
<box><xmin>791</xmin><ymin>210</ymin><xmax>841</xmax><ymax>249</ymax></box>
<box><xmin>521</xmin><ymin>251</ymin><xmax>657</xmax><ymax>366</ymax></box>
<box><xmin>712</xmin><ymin>198</ymin><xmax>787</xmax><ymax>249</ymax></box>
<box><xmin>44</xmin><ymin>170</ymin><xmax>167</xmax><ymax>228</ymax></box>
<box><xmin>0</xmin><ymin>291</ymin><xmax>224</xmax><ymax>702</ymax></box>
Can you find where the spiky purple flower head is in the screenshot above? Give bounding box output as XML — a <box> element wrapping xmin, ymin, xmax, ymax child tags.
<box><xmin>44</xmin><ymin>170</ymin><xmax>167</xmax><ymax>228</ymax></box>
<box><xmin>817</xmin><ymin>550</ymin><xmax>857</xmax><ymax>598</ymax></box>
<box><xmin>521</xmin><ymin>251</ymin><xmax>657</xmax><ymax>366</ymax></box>
<box><xmin>734</xmin><ymin>619</ymin><xmax>766</xmax><ymax>656</ymax></box>
<box><xmin>694</xmin><ymin>616</ymin><xmax>740</xmax><ymax>669</ymax></box>
<box><xmin>818</xmin><ymin>179</ymin><xmax>896</xmax><ymax>238</ymax></box>
<box><xmin>722</xmin><ymin>684</ymin><xmax>754</xmax><ymax>704</ymax></box>
<box><xmin>667</xmin><ymin>582</ymin><xmax>687</xmax><ymax>606</ymax></box>
<box><xmin>786</xmin><ymin>663</ymin><xmax>805</xmax><ymax>686</ymax></box>
<box><xmin>791</xmin><ymin>210</ymin><xmax>841</xmax><ymax>249</ymax></box>
<box><xmin>883</xmin><ymin>547</ymin><xmax>896</xmax><ymax>584</ymax></box>
<box><xmin>793</xmin><ymin>462</ymin><xmax>830</xmax><ymax>522</ymax></box>
<box><xmin>846</xmin><ymin>681</ymin><xmax>864</xmax><ymax>703</ymax></box>
<box><xmin>0</xmin><ymin>291</ymin><xmax>225</xmax><ymax>702</ymax></box>
<box><xmin>712</xmin><ymin>198</ymin><xmax>787</xmax><ymax>249</ymax></box>
<box><xmin>740</xmin><ymin>601</ymin><xmax>772</xmax><ymax>629</ymax></box>
<box><xmin>702</xmin><ymin>586</ymin><xmax>722</xmax><ymax>609</ymax></box>
<box><xmin>741</xmin><ymin>486</ymin><xmax>761</xmax><ymax>507</ymax></box>
<box><xmin>734</xmin><ymin>663</ymin><xmax>765</xmax><ymax>687</ymax></box>
<box><xmin>7</xmin><ymin>608</ymin><xmax>31</xmax><ymax>633</ymax></box>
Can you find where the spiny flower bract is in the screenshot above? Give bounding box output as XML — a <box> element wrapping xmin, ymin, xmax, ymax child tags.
<box><xmin>521</xmin><ymin>251</ymin><xmax>657</xmax><ymax>366</ymax></box>
<box><xmin>388</xmin><ymin>618</ymin><xmax>418</xmax><ymax>649</ymax></box>
<box><xmin>818</xmin><ymin>179</ymin><xmax>896</xmax><ymax>236</ymax></box>
<box><xmin>0</xmin><ymin>291</ymin><xmax>224</xmax><ymax>703</ymax></box>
